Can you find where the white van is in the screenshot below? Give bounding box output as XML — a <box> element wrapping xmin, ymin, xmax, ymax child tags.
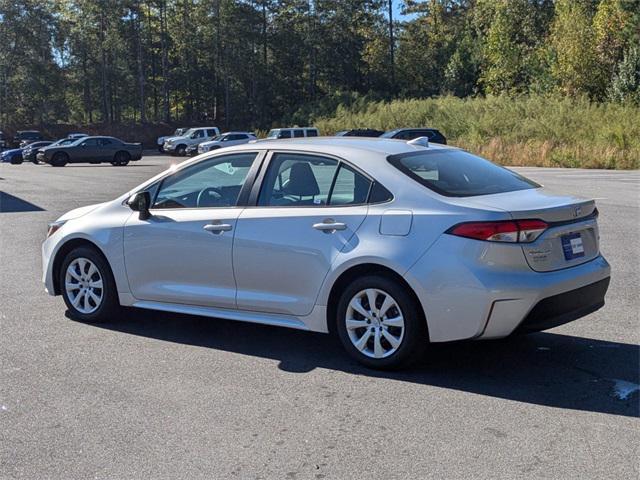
<box><xmin>266</xmin><ymin>127</ymin><xmax>319</xmax><ymax>139</ymax></box>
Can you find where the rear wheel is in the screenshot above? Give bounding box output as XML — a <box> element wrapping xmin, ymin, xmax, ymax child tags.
<box><xmin>336</xmin><ymin>275</ymin><xmax>428</xmax><ymax>369</ymax></box>
<box><xmin>51</xmin><ymin>152</ymin><xmax>68</xmax><ymax>167</ymax></box>
<box><xmin>112</xmin><ymin>151</ymin><xmax>130</xmax><ymax>166</ymax></box>
<box><xmin>60</xmin><ymin>246</ymin><xmax>120</xmax><ymax>323</ymax></box>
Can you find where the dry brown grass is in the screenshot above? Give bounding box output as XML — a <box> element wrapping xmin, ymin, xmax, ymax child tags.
<box><xmin>315</xmin><ymin>95</ymin><xmax>640</xmax><ymax>170</ymax></box>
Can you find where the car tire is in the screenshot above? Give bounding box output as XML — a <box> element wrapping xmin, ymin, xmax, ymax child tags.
<box><xmin>51</xmin><ymin>152</ymin><xmax>68</xmax><ymax>167</ymax></box>
<box><xmin>336</xmin><ymin>275</ymin><xmax>428</xmax><ymax>370</ymax></box>
<box><xmin>113</xmin><ymin>151</ymin><xmax>131</xmax><ymax>166</ymax></box>
<box><xmin>60</xmin><ymin>246</ymin><xmax>120</xmax><ymax>323</ymax></box>
<box><xmin>10</xmin><ymin>158</ymin><xmax>23</xmax><ymax>165</ymax></box>
<box><xmin>175</xmin><ymin>145</ymin><xmax>187</xmax><ymax>156</ymax></box>
<box><xmin>158</xmin><ymin>145</ymin><xmax>165</xmax><ymax>153</ymax></box>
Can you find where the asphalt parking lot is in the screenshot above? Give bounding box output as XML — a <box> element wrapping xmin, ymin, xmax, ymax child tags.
<box><xmin>1</xmin><ymin>156</ymin><xmax>638</xmax><ymax>479</ymax></box>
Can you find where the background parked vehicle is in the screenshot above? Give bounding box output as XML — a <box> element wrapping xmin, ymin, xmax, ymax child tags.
<box><xmin>335</xmin><ymin>129</ymin><xmax>384</xmax><ymax>137</ymax></box>
<box><xmin>157</xmin><ymin>127</ymin><xmax>188</xmax><ymax>152</ymax></box>
<box><xmin>266</xmin><ymin>127</ymin><xmax>319</xmax><ymax>139</ymax></box>
<box><xmin>163</xmin><ymin>127</ymin><xmax>220</xmax><ymax>156</ymax></box>
<box><xmin>0</xmin><ymin>130</ymin><xmax>6</xmax><ymax>150</ymax></box>
<box><xmin>35</xmin><ymin>137</ymin><xmax>81</xmax><ymax>163</ymax></box>
<box><xmin>0</xmin><ymin>147</ymin><xmax>26</xmax><ymax>164</ymax></box>
<box><xmin>40</xmin><ymin>136</ymin><xmax>143</xmax><ymax>167</ymax></box>
<box><xmin>15</xmin><ymin>130</ymin><xmax>44</xmax><ymax>148</ymax></box>
<box><xmin>381</xmin><ymin>128</ymin><xmax>447</xmax><ymax>144</ymax></box>
<box><xmin>22</xmin><ymin>141</ymin><xmax>53</xmax><ymax>163</ymax></box>
<box><xmin>196</xmin><ymin>132</ymin><xmax>257</xmax><ymax>154</ymax></box>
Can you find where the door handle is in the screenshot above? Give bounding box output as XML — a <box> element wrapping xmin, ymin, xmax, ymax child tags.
<box><xmin>203</xmin><ymin>222</ymin><xmax>232</xmax><ymax>234</ymax></box>
<box><xmin>313</xmin><ymin>219</ymin><xmax>347</xmax><ymax>233</ymax></box>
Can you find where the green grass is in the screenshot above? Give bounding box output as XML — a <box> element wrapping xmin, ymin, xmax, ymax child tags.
<box><xmin>313</xmin><ymin>95</ymin><xmax>639</xmax><ymax>169</ymax></box>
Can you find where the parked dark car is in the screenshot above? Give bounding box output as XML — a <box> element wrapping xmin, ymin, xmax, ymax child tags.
<box><xmin>39</xmin><ymin>136</ymin><xmax>143</xmax><ymax>167</ymax></box>
<box><xmin>15</xmin><ymin>130</ymin><xmax>44</xmax><ymax>148</ymax></box>
<box><xmin>335</xmin><ymin>129</ymin><xmax>384</xmax><ymax>137</ymax></box>
<box><xmin>0</xmin><ymin>130</ymin><xmax>6</xmax><ymax>150</ymax></box>
<box><xmin>35</xmin><ymin>138</ymin><xmax>75</xmax><ymax>164</ymax></box>
<box><xmin>21</xmin><ymin>141</ymin><xmax>53</xmax><ymax>163</ymax></box>
<box><xmin>1</xmin><ymin>147</ymin><xmax>26</xmax><ymax>164</ymax></box>
<box><xmin>381</xmin><ymin>128</ymin><xmax>447</xmax><ymax>145</ymax></box>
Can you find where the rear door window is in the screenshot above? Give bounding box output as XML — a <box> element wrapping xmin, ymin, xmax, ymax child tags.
<box><xmin>258</xmin><ymin>153</ymin><xmax>339</xmax><ymax>206</ymax></box>
<box><xmin>388</xmin><ymin>150</ymin><xmax>539</xmax><ymax>197</ymax></box>
<box><xmin>328</xmin><ymin>164</ymin><xmax>371</xmax><ymax>205</ymax></box>
<box><xmin>293</xmin><ymin>129</ymin><xmax>305</xmax><ymax>138</ymax></box>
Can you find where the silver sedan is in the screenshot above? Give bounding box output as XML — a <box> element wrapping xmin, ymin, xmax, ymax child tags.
<box><xmin>42</xmin><ymin>137</ymin><xmax>610</xmax><ymax>369</ymax></box>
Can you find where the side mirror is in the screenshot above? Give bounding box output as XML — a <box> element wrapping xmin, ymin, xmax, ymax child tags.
<box><xmin>127</xmin><ymin>191</ymin><xmax>151</xmax><ymax>220</ymax></box>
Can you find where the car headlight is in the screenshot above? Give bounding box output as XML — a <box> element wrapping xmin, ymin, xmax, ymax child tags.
<box><xmin>46</xmin><ymin>220</ymin><xmax>67</xmax><ymax>238</ymax></box>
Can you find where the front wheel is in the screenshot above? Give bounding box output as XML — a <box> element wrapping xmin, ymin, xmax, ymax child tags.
<box><xmin>51</xmin><ymin>152</ymin><xmax>68</xmax><ymax>167</ymax></box>
<box><xmin>60</xmin><ymin>246</ymin><xmax>120</xmax><ymax>323</ymax></box>
<box><xmin>336</xmin><ymin>275</ymin><xmax>428</xmax><ymax>369</ymax></box>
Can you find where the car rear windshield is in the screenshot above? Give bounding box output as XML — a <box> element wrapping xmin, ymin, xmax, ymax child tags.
<box><xmin>388</xmin><ymin>149</ymin><xmax>539</xmax><ymax>197</ymax></box>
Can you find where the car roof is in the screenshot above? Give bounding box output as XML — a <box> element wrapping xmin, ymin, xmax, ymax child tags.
<box><xmin>246</xmin><ymin>136</ymin><xmax>453</xmax><ymax>157</ymax></box>
<box><xmin>78</xmin><ymin>135</ymin><xmax>117</xmax><ymax>140</ymax></box>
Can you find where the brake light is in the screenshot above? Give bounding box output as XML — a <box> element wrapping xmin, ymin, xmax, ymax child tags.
<box><xmin>448</xmin><ymin>219</ymin><xmax>548</xmax><ymax>243</ymax></box>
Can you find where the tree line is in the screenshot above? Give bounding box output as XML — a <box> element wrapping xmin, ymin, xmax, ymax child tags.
<box><xmin>0</xmin><ymin>0</ymin><xmax>638</xmax><ymax>130</ymax></box>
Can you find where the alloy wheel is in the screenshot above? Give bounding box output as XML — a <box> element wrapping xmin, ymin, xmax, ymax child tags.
<box><xmin>345</xmin><ymin>288</ymin><xmax>405</xmax><ymax>359</ymax></box>
<box><xmin>64</xmin><ymin>257</ymin><xmax>104</xmax><ymax>314</ymax></box>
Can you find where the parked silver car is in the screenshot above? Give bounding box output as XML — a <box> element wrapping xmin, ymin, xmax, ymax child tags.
<box><xmin>197</xmin><ymin>132</ymin><xmax>257</xmax><ymax>154</ymax></box>
<box><xmin>42</xmin><ymin>137</ymin><xmax>610</xmax><ymax>368</ymax></box>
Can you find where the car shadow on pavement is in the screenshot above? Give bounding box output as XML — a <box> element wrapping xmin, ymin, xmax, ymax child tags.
<box><xmin>0</xmin><ymin>191</ymin><xmax>45</xmax><ymax>212</ymax></box>
<box><xmin>80</xmin><ymin>307</ymin><xmax>639</xmax><ymax>418</ymax></box>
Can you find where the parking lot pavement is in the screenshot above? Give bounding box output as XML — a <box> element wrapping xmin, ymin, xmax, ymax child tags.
<box><xmin>1</xmin><ymin>157</ymin><xmax>638</xmax><ymax>479</ymax></box>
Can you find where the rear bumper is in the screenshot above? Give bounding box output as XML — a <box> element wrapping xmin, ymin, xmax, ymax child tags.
<box><xmin>512</xmin><ymin>276</ymin><xmax>609</xmax><ymax>334</ymax></box>
<box><xmin>404</xmin><ymin>231</ymin><xmax>611</xmax><ymax>342</ymax></box>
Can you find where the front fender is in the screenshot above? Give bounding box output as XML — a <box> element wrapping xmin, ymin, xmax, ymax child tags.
<box><xmin>42</xmin><ymin>202</ymin><xmax>133</xmax><ymax>297</ymax></box>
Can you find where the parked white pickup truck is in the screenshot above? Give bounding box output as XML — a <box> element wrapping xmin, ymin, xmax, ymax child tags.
<box><xmin>163</xmin><ymin>127</ymin><xmax>220</xmax><ymax>156</ymax></box>
<box><xmin>157</xmin><ymin>128</ymin><xmax>189</xmax><ymax>152</ymax></box>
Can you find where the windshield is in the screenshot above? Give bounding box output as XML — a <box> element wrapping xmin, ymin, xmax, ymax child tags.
<box><xmin>68</xmin><ymin>137</ymin><xmax>88</xmax><ymax>146</ymax></box>
<box><xmin>266</xmin><ymin>130</ymin><xmax>279</xmax><ymax>139</ymax></box>
<box><xmin>181</xmin><ymin>129</ymin><xmax>195</xmax><ymax>137</ymax></box>
<box><xmin>388</xmin><ymin>149</ymin><xmax>540</xmax><ymax>197</ymax></box>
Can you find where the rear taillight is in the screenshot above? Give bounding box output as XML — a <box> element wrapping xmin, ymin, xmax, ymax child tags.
<box><xmin>447</xmin><ymin>219</ymin><xmax>548</xmax><ymax>243</ymax></box>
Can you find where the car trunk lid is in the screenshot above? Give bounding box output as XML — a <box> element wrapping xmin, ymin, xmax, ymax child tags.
<box><xmin>455</xmin><ymin>188</ymin><xmax>600</xmax><ymax>272</ymax></box>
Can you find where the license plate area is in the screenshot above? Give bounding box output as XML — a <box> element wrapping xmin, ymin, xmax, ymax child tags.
<box><xmin>561</xmin><ymin>232</ymin><xmax>585</xmax><ymax>261</ymax></box>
